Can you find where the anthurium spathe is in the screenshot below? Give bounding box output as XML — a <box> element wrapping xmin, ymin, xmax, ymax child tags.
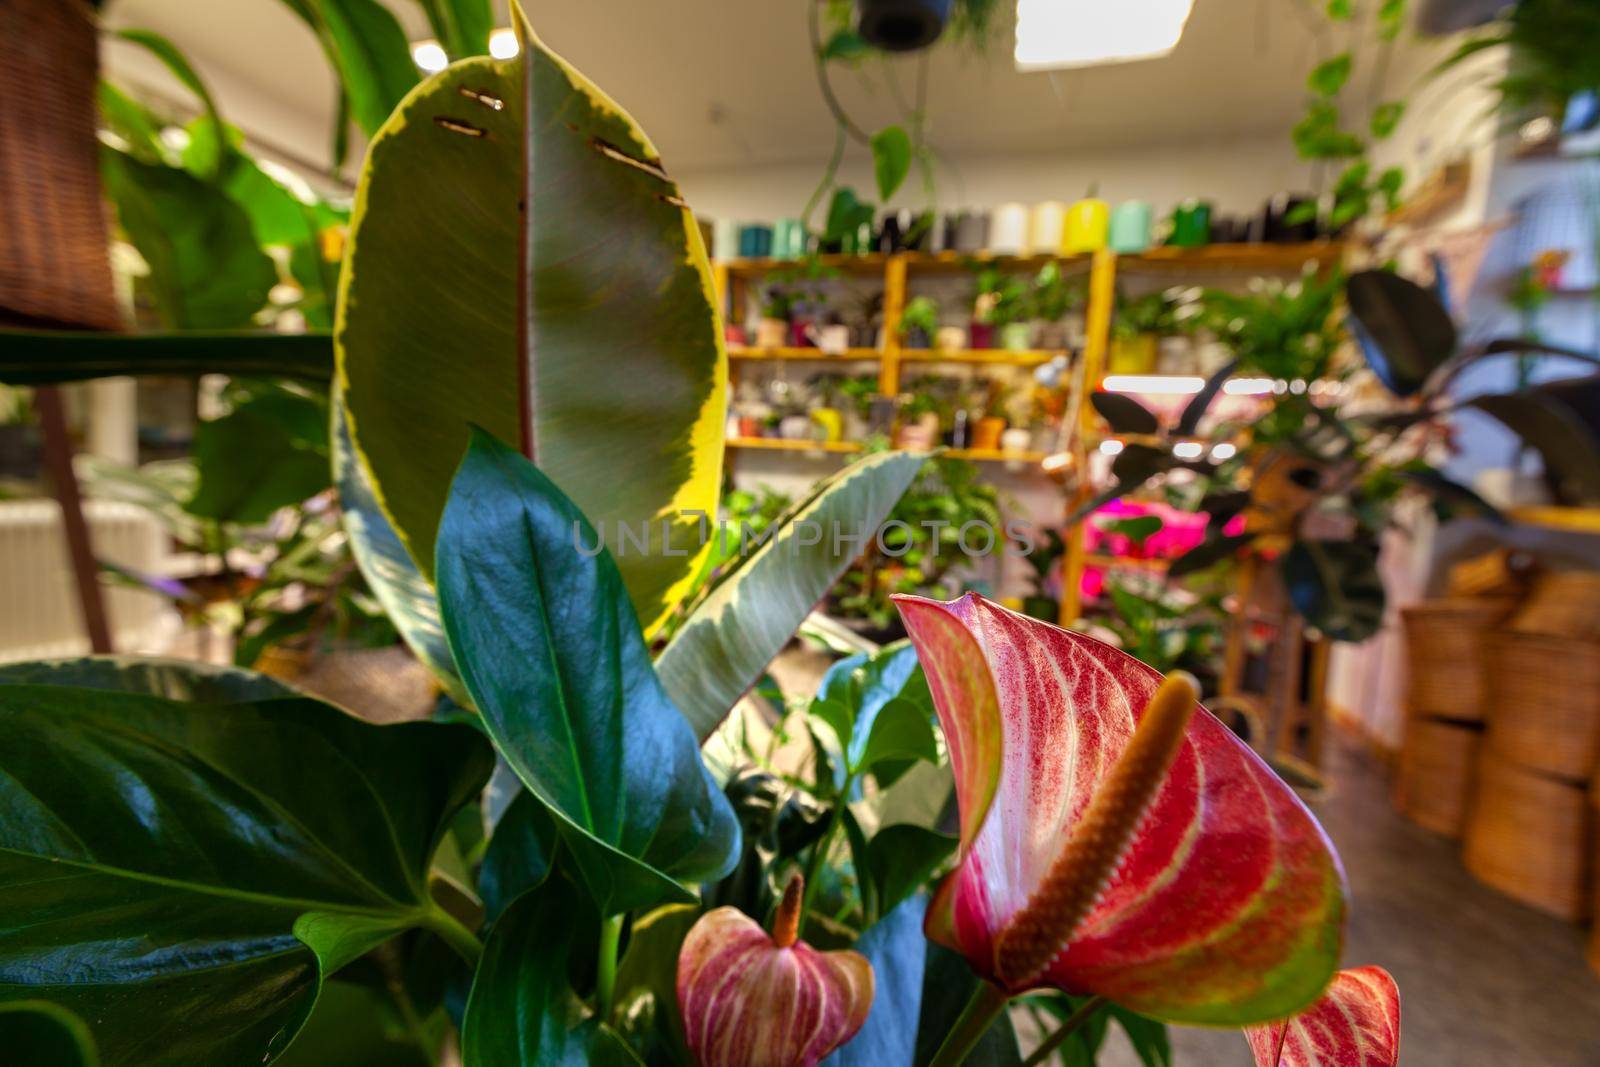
<box><xmin>1245</xmin><ymin>966</ymin><xmax>1401</xmax><ymax>1067</ymax></box>
<box><xmin>893</xmin><ymin>592</ymin><xmax>1346</xmax><ymax>1027</ymax></box>
<box><xmin>677</xmin><ymin>874</ymin><xmax>874</xmax><ymax>1067</ymax></box>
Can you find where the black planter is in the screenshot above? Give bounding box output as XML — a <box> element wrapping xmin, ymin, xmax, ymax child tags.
<box><xmin>857</xmin><ymin>0</ymin><xmax>952</xmax><ymax>52</ymax></box>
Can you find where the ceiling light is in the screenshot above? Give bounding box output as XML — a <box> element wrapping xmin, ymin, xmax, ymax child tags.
<box><xmin>412</xmin><ymin>39</ymin><xmax>448</xmax><ymax>73</ymax></box>
<box><xmin>1222</xmin><ymin>377</ymin><xmax>1275</xmax><ymax>396</ymax></box>
<box><xmin>1102</xmin><ymin>374</ymin><xmax>1204</xmax><ymax>395</ymax></box>
<box><xmin>1015</xmin><ymin>0</ymin><xmax>1196</xmax><ymax>72</ymax></box>
<box><xmin>489</xmin><ymin>28</ymin><xmax>520</xmax><ymax>59</ymax></box>
<box><xmin>1210</xmin><ymin>442</ymin><xmax>1237</xmax><ymax>461</ymax></box>
<box><xmin>1172</xmin><ymin>441</ymin><xmax>1204</xmax><ymax>459</ymax></box>
<box><xmin>1099</xmin><ymin>439</ymin><xmax>1125</xmax><ymax>456</ymax></box>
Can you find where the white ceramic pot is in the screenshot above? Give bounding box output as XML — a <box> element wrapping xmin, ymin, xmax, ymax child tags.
<box><xmin>1000</xmin><ymin>427</ymin><xmax>1033</xmax><ymax>454</ymax></box>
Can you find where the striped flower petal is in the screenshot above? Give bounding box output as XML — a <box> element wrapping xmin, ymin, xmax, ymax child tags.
<box><xmin>677</xmin><ymin>880</ymin><xmax>873</xmax><ymax>1067</ymax></box>
<box><xmin>1245</xmin><ymin>966</ymin><xmax>1401</xmax><ymax>1066</ymax></box>
<box><xmin>894</xmin><ymin>592</ymin><xmax>1347</xmax><ymax>1026</ymax></box>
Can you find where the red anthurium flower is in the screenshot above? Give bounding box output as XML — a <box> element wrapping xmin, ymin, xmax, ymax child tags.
<box><xmin>893</xmin><ymin>592</ymin><xmax>1347</xmax><ymax>1026</ymax></box>
<box><xmin>676</xmin><ymin>874</ymin><xmax>874</xmax><ymax>1067</ymax></box>
<box><xmin>1245</xmin><ymin>966</ymin><xmax>1401</xmax><ymax>1066</ymax></box>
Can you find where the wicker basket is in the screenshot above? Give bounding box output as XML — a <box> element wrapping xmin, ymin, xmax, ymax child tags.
<box><xmin>0</xmin><ymin>0</ymin><xmax>121</xmax><ymax>330</ymax></box>
<box><xmin>1484</xmin><ymin>632</ymin><xmax>1600</xmax><ymax>782</ymax></box>
<box><xmin>1463</xmin><ymin>752</ymin><xmax>1591</xmax><ymax>921</ymax></box>
<box><xmin>1589</xmin><ymin>786</ymin><xmax>1600</xmax><ymax>978</ymax></box>
<box><xmin>1401</xmin><ymin>598</ymin><xmax>1517</xmax><ymax>721</ymax></box>
<box><xmin>1511</xmin><ymin>571</ymin><xmax>1600</xmax><ymax>641</ymax></box>
<box><xmin>1394</xmin><ymin>717</ymin><xmax>1481</xmax><ymax>837</ymax></box>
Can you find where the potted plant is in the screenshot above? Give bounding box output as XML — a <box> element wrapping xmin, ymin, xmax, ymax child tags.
<box><xmin>971</xmin><ymin>265</ymin><xmax>1032</xmax><ymax>350</ymax></box>
<box><xmin>756</xmin><ymin>281</ymin><xmax>793</xmax><ymax>348</ymax></box>
<box><xmin>1109</xmin><ymin>288</ymin><xmax>1177</xmax><ymax>374</ymax></box>
<box><xmin>1031</xmin><ymin>260</ymin><xmax>1084</xmax><ymax>350</ymax></box>
<box><xmin>970</xmin><ymin>379</ymin><xmax>1008</xmax><ymax>450</ymax></box>
<box><xmin>900</xmin><ymin>294</ymin><xmax>940</xmax><ymax>349</ymax></box>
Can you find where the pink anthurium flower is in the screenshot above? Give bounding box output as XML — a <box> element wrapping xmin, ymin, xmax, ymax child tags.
<box><xmin>676</xmin><ymin>874</ymin><xmax>874</xmax><ymax>1067</ymax></box>
<box><xmin>893</xmin><ymin>592</ymin><xmax>1347</xmax><ymax>1026</ymax></box>
<box><xmin>1245</xmin><ymin>966</ymin><xmax>1401</xmax><ymax>1066</ymax></box>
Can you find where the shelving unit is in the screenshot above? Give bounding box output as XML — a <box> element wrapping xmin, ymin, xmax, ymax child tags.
<box><xmin>712</xmin><ymin>242</ymin><xmax>1342</xmax><ymax>626</ymax></box>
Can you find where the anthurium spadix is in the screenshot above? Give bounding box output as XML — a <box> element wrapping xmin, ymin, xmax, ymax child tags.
<box><xmin>1245</xmin><ymin>966</ymin><xmax>1401</xmax><ymax>1067</ymax></box>
<box><xmin>893</xmin><ymin>592</ymin><xmax>1346</xmax><ymax>1026</ymax></box>
<box><xmin>677</xmin><ymin>874</ymin><xmax>874</xmax><ymax>1067</ymax></box>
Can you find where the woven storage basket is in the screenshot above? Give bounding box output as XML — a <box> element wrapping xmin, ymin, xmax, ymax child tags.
<box><xmin>0</xmin><ymin>0</ymin><xmax>121</xmax><ymax>330</ymax></box>
<box><xmin>1590</xmin><ymin>786</ymin><xmax>1600</xmax><ymax>978</ymax></box>
<box><xmin>1511</xmin><ymin>571</ymin><xmax>1600</xmax><ymax>640</ymax></box>
<box><xmin>1394</xmin><ymin>717</ymin><xmax>1481</xmax><ymax>837</ymax></box>
<box><xmin>1463</xmin><ymin>752</ymin><xmax>1591</xmax><ymax>921</ymax></box>
<box><xmin>1484</xmin><ymin>632</ymin><xmax>1600</xmax><ymax>782</ymax></box>
<box><xmin>1401</xmin><ymin>598</ymin><xmax>1517</xmax><ymax>721</ymax></box>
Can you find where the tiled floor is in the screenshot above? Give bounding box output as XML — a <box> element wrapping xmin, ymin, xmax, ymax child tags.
<box><xmin>1102</xmin><ymin>740</ymin><xmax>1600</xmax><ymax>1066</ymax></box>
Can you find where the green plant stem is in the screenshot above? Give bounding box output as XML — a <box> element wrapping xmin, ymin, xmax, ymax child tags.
<box><xmin>799</xmin><ymin>786</ymin><xmax>849</xmax><ymax>934</ymax></box>
<box><xmin>1019</xmin><ymin>996</ymin><xmax>1108</xmax><ymax>1067</ymax></box>
<box><xmin>595</xmin><ymin>913</ymin><xmax>625</xmax><ymax>1021</ymax></box>
<box><xmin>927</xmin><ymin>980</ymin><xmax>1013</xmax><ymax>1067</ymax></box>
<box><xmin>423</xmin><ymin>905</ymin><xmax>485</xmax><ymax>967</ymax></box>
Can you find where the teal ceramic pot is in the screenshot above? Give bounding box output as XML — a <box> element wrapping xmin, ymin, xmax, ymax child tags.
<box><xmin>1169</xmin><ymin>200</ymin><xmax>1212</xmax><ymax>247</ymax></box>
<box><xmin>1109</xmin><ymin>201</ymin><xmax>1153</xmax><ymax>253</ymax></box>
<box><xmin>772</xmin><ymin>218</ymin><xmax>806</xmax><ymax>259</ymax></box>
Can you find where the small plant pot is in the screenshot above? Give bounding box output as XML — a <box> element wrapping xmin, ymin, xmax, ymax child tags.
<box><xmin>811</xmin><ymin>407</ymin><xmax>843</xmax><ymax>442</ymax></box>
<box><xmin>903</xmin><ymin>326</ymin><xmax>931</xmax><ymax>349</ymax></box>
<box><xmin>971</xmin><ymin>416</ymin><xmax>1006</xmax><ymax>451</ymax></box>
<box><xmin>755</xmin><ymin>317</ymin><xmax>788</xmax><ymax>348</ymax></box>
<box><xmin>935</xmin><ymin>325</ymin><xmax>967</xmax><ymax>351</ymax></box>
<box><xmin>779</xmin><ymin>414</ymin><xmax>813</xmax><ymax>440</ymax></box>
<box><xmin>1108</xmin><ymin>334</ymin><xmax>1158</xmax><ymax>375</ymax></box>
<box><xmin>1000</xmin><ymin>322</ymin><xmax>1034</xmax><ymax>352</ymax></box>
<box><xmin>1000</xmin><ymin>427</ymin><xmax>1033</xmax><ymax>453</ymax></box>
<box><xmin>894</xmin><ymin>412</ymin><xmax>941</xmax><ymax>450</ymax></box>
<box><xmin>736</xmin><ymin>416</ymin><xmax>765</xmax><ymax>438</ymax></box>
<box><xmin>789</xmin><ymin>318</ymin><xmax>816</xmax><ymax>348</ymax></box>
<box><xmin>968</xmin><ymin>321</ymin><xmax>995</xmax><ymax>349</ymax></box>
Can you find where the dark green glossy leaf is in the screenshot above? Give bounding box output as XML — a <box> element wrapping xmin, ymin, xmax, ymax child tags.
<box><xmin>1345</xmin><ymin>270</ymin><xmax>1457</xmax><ymax>397</ymax></box>
<box><xmin>865</xmin><ymin>825</ymin><xmax>955</xmax><ymax>918</ymax></box>
<box><xmin>826</xmin><ymin>186</ymin><xmax>877</xmax><ymax>243</ymax></box>
<box><xmin>1176</xmin><ymin>359</ymin><xmax>1237</xmax><ymax>435</ymax></box>
<box><xmin>315</xmin><ymin>0</ymin><xmax>419</xmax><ymax>136</ymax></box>
<box><xmin>1111</xmin><ymin>442</ymin><xmax>1177</xmax><ymax>486</ymax></box>
<box><xmin>657</xmin><ymin>450</ymin><xmax>922</xmax><ymax>739</ymax></box>
<box><xmin>871</xmin><ymin>125</ymin><xmax>913</xmax><ymax>202</ymax></box>
<box><xmin>460</xmin><ymin>874</ymin><xmax>642</xmax><ymax>1067</ymax></box>
<box><xmin>1168</xmin><ymin>531</ymin><xmax>1255</xmax><ymax>578</ymax></box>
<box><xmin>810</xmin><ymin>641</ymin><xmax>936</xmax><ymax>785</ymax></box>
<box><xmin>435</xmin><ymin>430</ymin><xmax>739</xmax><ymax>915</ymax></box>
<box><xmin>610</xmin><ymin>903</ymin><xmax>700</xmax><ymax>1064</ymax></box>
<box><xmin>821</xmin><ymin>896</ymin><xmax>928</xmax><ymax>1067</ymax></box>
<box><xmin>1282</xmin><ymin>540</ymin><xmax>1386</xmax><ymax>642</ymax></box>
<box><xmin>1090</xmin><ymin>392</ymin><xmax>1160</xmax><ymax>436</ymax></box>
<box><xmin>0</xmin><ymin>684</ymin><xmax>493</xmax><ymax>1067</ymax></box>
<box><xmin>1397</xmin><ymin>468</ymin><xmax>1504</xmax><ymax>523</ymax></box>
<box><xmin>187</xmin><ymin>400</ymin><xmax>330</xmax><ymax>523</ymax></box>
<box><xmin>0</xmin><ymin>1002</ymin><xmax>99</xmax><ymax>1067</ymax></box>
<box><xmin>0</xmin><ymin>329</ymin><xmax>333</xmax><ymax>385</ymax></box>
<box><xmin>333</xmin><ymin>392</ymin><xmax>465</xmax><ymax>699</ymax></box>
<box><xmin>0</xmin><ymin>654</ymin><xmax>297</xmax><ymax>702</ymax></box>
<box><xmin>338</xmin><ymin>38</ymin><xmax>726</xmax><ymax>637</ymax></box>
<box><xmin>1468</xmin><ymin>392</ymin><xmax>1600</xmax><ymax>505</ymax></box>
<box><xmin>273</xmin><ymin>980</ymin><xmax>433</xmax><ymax>1067</ymax></box>
<box><xmin>100</xmin><ymin>148</ymin><xmax>277</xmax><ymax>329</ymax></box>
<box><xmin>913</xmin><ymin>944</ymin><xmax>1022</xmax><ymax>1066</ymax></box>
<box><xmin>478</xmin><ymin>790</ymin><xmax>557</xmax><ymax>924</ymax></box>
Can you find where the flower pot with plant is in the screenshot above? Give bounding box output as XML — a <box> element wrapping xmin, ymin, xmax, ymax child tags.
<box><xmin>756</xmin><ymin>282</ymin><xmax>791</xmax><ymax>348</ymax></box>
<box><xmin>1031</xmin><ymin>260</ymin><xmax>1084</xmax><ymax>350</ymax></box>
<box><xmin>976</xmin><ymin>267</ymin><xmax>1034</xmax><ymax>351</ymax></box>
<box><xmin>969</xmin><ymin>265</ymin><xmax>1016</xmax><ymax>349</ymax></box>
<box><xmin>970</xmin><ymin>380</ymin><xmax>1008</xmax><ymax>450</ymax></box>
<box><xmin>1109</xmin><ymin>288</ymin><xmax>1179</xmax><ymax>374</ymax></box>
<box><xmin>899</xmin><ymin>294</ymin><xmax>939</xmax><ymax>349</ymax></box>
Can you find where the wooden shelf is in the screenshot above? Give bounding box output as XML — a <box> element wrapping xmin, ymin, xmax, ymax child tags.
<box><xmin>726</xmin><ymin>437</ymin><xmax>862</xmax><ymax>455</ymax></box>
<box><xmin>949</xmin><ymin>448</ymin><xmax>1046</xmax><ymax>463</ymax></box>
<box><xmin>901</xmin><ymin>349</ymin><xmax>1065</xmax><ymax>367</ymax></box>
<box><xmin>1118</xmin><ymin>242</ymin><xmax>1342</xmax><ymax>275</ymax></box>
<box><xmin>716</xmin><ymin>244</ymin><xmax>1337</xmax><ymax>279</ymax></box>
<box><xmin>1508</xmin><ymin>507</ymin><xmax>1600</xmax><ymax>534</ymax></box>
<box><xmin>728</xmin><ymin>346</ymin><xmax>878</xmax><ymax>361</ymax></box>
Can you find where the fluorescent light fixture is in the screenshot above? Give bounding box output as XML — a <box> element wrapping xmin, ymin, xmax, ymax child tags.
<box><xmin>1099</xmin><ymin>439</ymin><xmax>1125</xmax><ymax>456</ymax></box>
<box><xmin>412</xmin><ymin>39</ymin><xmax>448</xmax><ymax>73</ymax></box>
<box><xmin>1015</xmin><ymin>0</ymin><xmax>1196</xmax><ymax>72</ymax></box>
<box><xmin>1222</xmin><ymin>377</ymin><xmax>1276</xmax><ymax>396</ymax></box>
<box><xmin>1102</xmin><ymin>374</ymin><xmax>1204</xmax><ymax>395</ymax></box>
<box><xmin>1210</xmin><ymin>442</ymin><xmax>1238</xmax><ymax>461</ymax></box>
<box><xmin>489</xmin><ymin>28</ymin><xmax>520</xmax><ymax>59</ymax></box>
<box><xmin>1172</xmin><ymin>441</ymin><xmax>1204</xmax><ymax>460</ymax></box>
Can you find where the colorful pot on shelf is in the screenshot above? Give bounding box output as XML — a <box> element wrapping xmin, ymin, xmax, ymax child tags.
<box><xmin>894</xmin><ymin>412</ymin><xmax>941</xmax><ymax>450</ymax></box>
<box><xmin>1109</xmin><ymin>334</ymin><xmax>1159</xmax><ymax>374</ymax></box>
<box><xmin>807</xmin><ymin>323</ymin><xmax>851</xmax><ymax>353</ymax></box>
<box><xmin>948</xmin><ymin>211</ymin><xmax>989</xmax><ymax>252</ymax></box>
<box><xmin>1000</xmin><ymin>322</ymin><xmax>1034</xmax><ymax>352</ymax></box>
<box><xmin>968</xmin><ymin>321</ymin><xmax>996</xmax><ymax>349</ymax></box>
<box><xmin>811</xmin><ymin>407</ymin><xmax>843</xmax><ymax>442</ymax></box>
<box><xmin>725</xmin><ymin>323</ymin><xmax>748</xmax><ymax>346</ymax></box>
<box><xmin>755</xmin><ymin>318</ymin><xmax>787</xmax><ymax>348</ymax></box>
<box><xmin>789</xmin><ymin>319</ymin><xmax>815</xmax><ymax>348</ymax></box>
<box><xmin>771</xmin><ymin>217</ymin><xmax>806</xmax><ymax>259</ymax></box>
<box><xmin>989</xmin><ymin>202</ymin><xmax>1030</xmax><ymax>254</ymax></box>
<box><xmin>1062</xmin><ymin>197</ymin><xmax>1110</xmax><ymax>254</ymax></box>
<box><xmin>1000</xmin><ymin>427</ymin><xmax>1033</xmax><ymax>453</ymax></box>
<box><xmin>971</xmin><ymin>416</ymin><xmax>1007</xmax><ymax>451</ymax></box>
<box><xmin>935</xmin><ymin>325</ymin><xmax>967</xmax><ymax>351</ymax></box>
<box><xmin>737</xmin><ymin>416</ymin><xmax>765</xmax><ymax>438</ymax></box>
<box><xmin>738</xmin><ymin>224</ymin><xmax>773</xmax><ymax>257</ymax></box>
<box><xmin>713</xmin><ymin>219</ymin><xmax>740</xmax><ymax>260</ymax></box>
<box><xmin>1109</xmin><ymin>200</ymin><xmax>1153</xmax><ymax>253</ymax></box>
<box><xmin>1262</xmin><ymin>192</ymin><xmax>1318</xmax><ymax>242</ymax></box>
<box><xmin>1168</xmin><ymin>200</ymin><xmax>1212</xmax><ymax>247</ymax></box>
<box><xmin>1029</xmin><ymin>201</ymin><xmax>1067</xmax><ymax>255</ymax></box>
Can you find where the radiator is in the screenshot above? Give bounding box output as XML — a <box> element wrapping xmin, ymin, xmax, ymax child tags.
<box><xmin>0</xmin><ymin>499</ymin><xmax>178</xmax><ymax>662</ymax></box>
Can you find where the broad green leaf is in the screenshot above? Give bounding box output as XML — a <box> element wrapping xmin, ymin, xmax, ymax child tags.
<box><xmin>98</xmin><ymin>81</ymin><xmax>164</xmax><ymax>162</ymax></box>
<box><xmin>0</xmin><ymin>1002</ymin><xmax>99</xmax><ymax>1067</ymax></box>
<box><xmin>1090</xmin><ymin>391</ymin><xmax>1160</xmax><ymax>435</ymax></box>
<box><xmin>871</xmin><ymin>124</ymin><xmax>913</xmax><ymax>202</ymax></box>
<box><xmin>338</xmin><ymin>36</ymin><xmax>726</xmax><ymax>637</ymax></box>
<box><xmin>460</xmin><ymin>873</ymin><xmax>643</xmax><ymax>1067</ymax></box>
<box><xmin>864</xmin><ymin>825</ymin><xmax>955</xmax><ymax>919</ymax></box>
<box><xmin>1309</xmin><ymin>53</ymin><xmax>1353</xmax><ymax>96</ymax></box>
<box><xmin>820</xmin><ymin>897</ymin><xmax>928</xmax><ymax>1067</ymax></box>
<box><xmin>1110</xmin><ymin>1008</ymin><xmax>1173</xmax><ymax>1067</ymax></box>
<box><xmin>1467</xmin><ymin>392</ymin><xmax>1600</xmax><ymax>505</ymax></box>
<box><xmin>187</xmin><ymin>398</ymin><xmax>330</xmax><ymax>523</ymax></box>
<box><xmin>414</xmin><ymin>0</ymin><xmax>494</xmax><ymax>59</ymax></box>
<box><xmin>811</xmin><ymin>640</ymin><xmax>936</xmax><ymax>781</ymax></box>
<box><xmin>1345</xmin><ymin>270</ymin><xmax>1456</xmax><ymax>397</ymax></box>
<box><xmin>315</xmin><ymin>0</ymin><xmax>419</xmax><ymax>136</ymax></box>
<box><xmin>333</xmin><ymin>392</ymin><xmax>464</xmax><ymax>699</ymax></box>
<box><xmin>0</xmin><ymin>684</ymin><xmax>493</xmax><ymax>1067</ymax></box>
<box><xmin>435</xmin><ymin>431</ymin><xmax>740</xmax><ymax>915</ymax></box>
<box><xmin>0</xmin><ymin>654</ymin><xmax>297</xmax><ymax>702</ymax></box>
<box><xmin>611</xmin><ymin>903</ymin><xmax>700</xmax><ymax>1063</ymax></box>
<box><xmin>100</xmin><ymin>148</ymin><xmax>277</xmax><ymax>329</ymax></box>
<box><xmin>1167</xmin><ymin>531</ymin><xmax>1255</xmax><ymax>578</ymax></box>
<box><xmin>821</xmin><ymin>28</ymin><xmax>871</xmax><ymax>60</ymax></box>
<box><xmin>478</xmin><ymin>790</ymin><xmax>557</xmax><ymax>923</ymax></box>
<box><xmin>273</xmin><ymin>980</ymin><xmax>434</xmax><ymax>1067</ymax></box>
<box><xmin>113</xmin><ymin>29</ymin><xmax>226</xmax><ymax>179</ymax></box>
<box><xmin>1281</xmin><ymin>540</ymin><xmax>1386</xmax><ymax>643</ymax></box>
<box><xmin>657</xmin><ymin>451</ymin><xmax>923</xmax><ymax>739</ymax></box>
<box><xmin>0</xmin><ymin>329</ymin><xmax>332</xmax><ymax>385</ymax></box>
<box><xmin>897</xmin><ymin>593</ymin><xmax>1345</xmax><ymax>1025</ymax></box>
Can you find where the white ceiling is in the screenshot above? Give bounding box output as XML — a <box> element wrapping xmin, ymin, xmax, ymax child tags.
<box><xmin>103</xmin><ymin>0</ymin><xmax>1427</xmax><ymax>177</ymax></box>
